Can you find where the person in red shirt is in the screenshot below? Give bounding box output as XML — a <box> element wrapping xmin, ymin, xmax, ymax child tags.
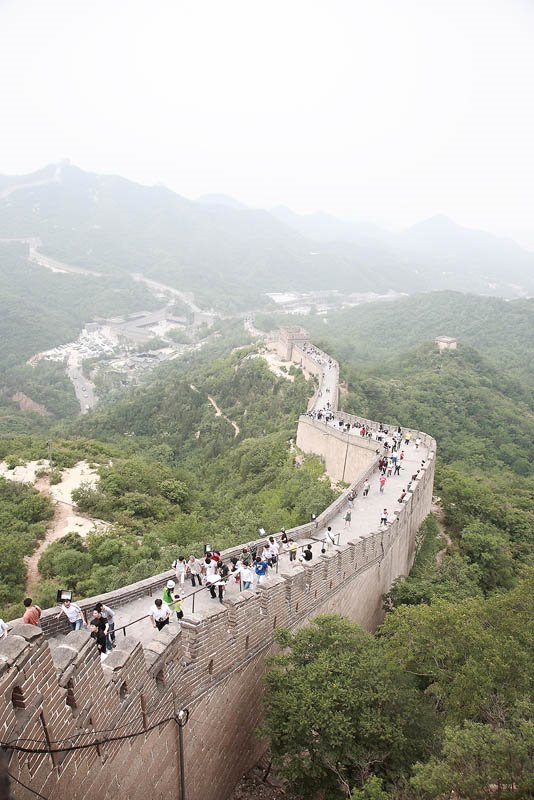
<box><xmin>22</xmin><ymin>598</ymin><xmax>42</xmax><ymax>626</ymax></box>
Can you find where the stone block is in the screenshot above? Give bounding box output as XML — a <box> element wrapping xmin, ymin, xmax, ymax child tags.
<box><xmin>0</xmin><ymin>635</ymin><xmax>30</xmax><ymax>665</ymax></box>
<box><xmin>7</xmin><ymin>623</ymin><xmax>44</xmax><ymax>642</ymax></box>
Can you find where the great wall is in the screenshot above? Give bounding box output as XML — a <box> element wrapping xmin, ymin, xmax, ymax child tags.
<box><xmin>0</xmin><ymin>328</ymin><xmax>436</xmax><ymax>800</ymax></box>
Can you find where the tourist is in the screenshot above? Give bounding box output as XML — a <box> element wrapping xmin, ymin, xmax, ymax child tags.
<box><xmin>0</xmin><ymin>619</ymin><xmax>8</xmax><ymax>639</ymax></box>
<box><xmin>394</xmin><ymin>461</ymin><xmax>401</xmax><ymax>476</ymax></box>
<box><xmin>379</xmin><ymin>475</ymin><xmax>387</xmax><ymax>493</ymax></box>
<box><xmin>269</xmin><ymin>536</ymin><xmax>280</xmax><ymax>561</ymax></box>
<box><xmin>202</xmin><ymin>556</ymin><xmax>218</xmax><ymax>584</ymax></box>
<box><xmin>398</xmin><ymin>489</ymin><xmax>407</xmax><ymax>504</ymax></box>
<box><xmin>229</xmin><ymin>557</ymin><xmax>241</xmax><ymax>584</ymax></box>
<box><xmin>344</xmin><ymin>509</ymin><xmax>352</xmax><ymax>528</ymax></box>
<box><xmin>415</xmin><ymin>436</ymin><xmax>421</xmax><ymax>449</ymax></box>
<box><xmin>22</xmin><ymin>598</ymin><xmax>42</xmax><ymax>627</ymax></box>
<box><xmin>57</xmin><ymin>598</ymin><xmax>86</xmax><ymax>631</ymax></box>
<box><xmin>150</xmin><ymin>598</ymin><xmax>170</xmax><ymax>631</ymax></box>
<box><xmin>299</xmin><ymin>544</ymin><xmax>313</xmax><ymax>563</ymax></box>
<box><xmin>324</xmin><ymin>526</ymin><xmax>336</xmax><ymax>551</ymax></box>
<box><xmin>363</xmin><ymin>480</ymin><xmax>370</xmax><ymax>497</ymax></box>
<box><xmin>288</xmin><ymin>539</ymin><xmax>298</xmax><ymax>562</ymax></box>
<box><xmin>91</xmin><ymin>609</ymin><xmax>111</xmax><ymax>653</ymax></box>
<box><xmin>254</xmin><ymin>556</ymin><xmax>269</xmax><ymax>586</ymax></box>
<box><xmin>380</xmin><ymin>509</ymin><xmax>389</xmax><ymax>527</ymax></box>
<box><xmin>94</xmin><ymin>602</ymin><xmax>115</xmax><ymax>648</ymax></box>
<box><xmin>239</xmin><ymin>563</ymin><xmax>254</xmax><ymax>590</ymax></box>
<box><xmin>173</xmin><ymin>556</ymin><xmax>187</xmax><ymax>586</ymax></box>
<box><xmin>90</xmin><ymin>621</ymin><xmax>108</xmax><ymax>656</ymax></box>
<box><xmin>162</xmin><ymin>580</ymin><xmax>183</xmax><ymax>620</ymax></box>
<box><xmin>280</xmin><ymin>529</ymin><xmax>288</xmax><ymax>546</ymax></box>
<box><xmin>205</xmin><ymin>572</ymin><xmax>225</xmax><ymax>603</ymax></box>
<box><xmin>187</xmin><ymin>555</ymin><xmax>202</xmax><ymax>587</ymax></box>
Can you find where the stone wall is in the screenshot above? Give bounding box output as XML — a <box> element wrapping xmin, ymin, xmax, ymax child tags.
<box><xmin>0</xmin><ymin>334</ymin><xmax>436</xmax><ymax>800</ymax></box>
<box><xmin>296</xmin><ymin>416</ymin><xmax>377</xmax><ymax>484</ymax></box>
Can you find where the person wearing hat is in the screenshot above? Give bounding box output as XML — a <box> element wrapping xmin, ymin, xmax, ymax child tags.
<box><xmin>162</xmin><ymin>580</ymin><xmax>183</xmax><ymax>620</ymax></box>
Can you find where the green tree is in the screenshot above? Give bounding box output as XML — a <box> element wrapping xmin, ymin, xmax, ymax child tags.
<box><xmin>410</xmin><ymin>712</ymin><xmax>534</xmax><ymax>799</ymax></box>
<box><xmin>262</xmin><ymin>616</ymin><xmax>435</xmax><ymax>798</ymax></box>
<box><xmin>460</xmin><ymin>521</ymin><xmax>515</xmax><ymax>593</ymax></box>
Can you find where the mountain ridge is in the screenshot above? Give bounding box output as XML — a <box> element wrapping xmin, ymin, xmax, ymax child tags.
<box><xmin>1</xmin><ymin>162</ymin><xmax>532</xmax><ymax>304</ymax></box>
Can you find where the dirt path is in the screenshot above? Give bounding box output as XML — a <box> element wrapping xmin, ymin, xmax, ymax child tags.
<box><xmin>0</xmin><ymin>460</ymin><xmax>111</xmax><ymax>594</ymax></box>
<box><xmin>25</xmin><ymin>498</ymin><xmax>73</xmax><ymax>594</ymax></box>
<box><xmin>432</xmin><ymin>500</ymin><xmax>452</xmax><ymax>567</ymax></box>
<box><xmin>207</xmin><ymin>395</ymin><xmax>240</xmax><ymax>437</ymax></box>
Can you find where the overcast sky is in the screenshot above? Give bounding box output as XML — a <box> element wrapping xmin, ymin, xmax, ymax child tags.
<box><xmin>1</xmin><ymin>0</ymin><xmax>533</xmax><ymax>248</ymax></box>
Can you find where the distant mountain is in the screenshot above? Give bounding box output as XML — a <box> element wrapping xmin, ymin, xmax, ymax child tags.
<box><xmin>397</xmin><ymin>215</ymin><xmax>534</xmax><ymax>296</ymax></box>
<box><xmin>197</xmin><ymin>193</ymin><xmax>248</xmax><ymax>210</ymax></box>
<box><xmin>270</xmin><ymin>206</ymin><xmax>393</xmax><ymax>247</ymax></box>
<box><xmin>0</xmin><ymin>163</ymin><xmax>532</xmax><ymax>308</ymax></box>
<box><xmin>0</xmin><ymin>163</ymin><xmax>434</xmax><ymax>307</ymax></box>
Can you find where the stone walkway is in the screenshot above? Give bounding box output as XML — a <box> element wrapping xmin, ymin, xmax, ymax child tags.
<box><xmin>109</xmin><ymin>440</ymin><xmax>429</xmax><ymax>649</ymax></box>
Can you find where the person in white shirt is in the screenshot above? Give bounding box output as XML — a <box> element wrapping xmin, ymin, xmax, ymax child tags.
<box><xmin>323</xmin><ymin>526</ymin><xmax>336</xmax><ymax>552</ymax></box>
<box><xmin>0</xmin><ymin>619</ymin><xmax>8</xmax><ymax>639</ymax></box>
<box><xmin>268</xmin><ymin>536</ymin><xmax>280</xmax><ymax>560</ymax></box>
<box><xmin>239</xmin><ymin>565</ymin><xmax>254</xmax><ymax>590</ymax></box>
<box><xmin>203</xmin><ymin>557</ymin><xmax>218</xmax><ymax>582</ymax></box>
<box><xmin>149</xmin><ymin>599</ymin><xmax>170</xmax><ymax>631</ymax></box>
<box><xmin>57</xmin><ymin>599</ymin><xmax>86</xmax><ymax>631</ymax></box>
<box><xmin>173</xmin><ymin>556</ymin><xmax>187</xmax><ymax>586</ymax></box>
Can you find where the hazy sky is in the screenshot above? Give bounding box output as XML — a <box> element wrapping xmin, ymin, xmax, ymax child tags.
<box><xmin>1</xmin><ymin>0</ymin><xmax>533</xmax><ymax>247</ymax></box>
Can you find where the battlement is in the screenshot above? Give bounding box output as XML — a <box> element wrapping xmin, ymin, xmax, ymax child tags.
<box><xmin>0</xmin><ymin>333</ymin><xmax>436</xmax><ymax>800</ymax></box>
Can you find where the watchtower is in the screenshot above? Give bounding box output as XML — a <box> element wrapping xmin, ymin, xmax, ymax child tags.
<box><xmin>435</xmin><ymin>335</ymin><xmax>457</xmax><ymax>352</ymax></box>
<box><xmin>276</xmin><ymin>326</ymin><xmax>308</xmax><ymax>361</ymax></box>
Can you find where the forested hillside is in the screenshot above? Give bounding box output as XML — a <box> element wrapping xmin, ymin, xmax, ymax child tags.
<box><xmin>0</xmin><ymin>337</ymin><xmax>337</xmax><ymax>618</ymax></box>
<box><xmin>258</xmin><ymin>296</ymin><xmax>533</xmax><ymax>799</ymax></box>
<box><xmin>275</xmin><ymin>291</ymin><xmax>534</xmax><ymax>386</ymax></box>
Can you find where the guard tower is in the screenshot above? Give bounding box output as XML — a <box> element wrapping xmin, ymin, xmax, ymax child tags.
<box><xmin>435</xmin><ymin>335</ymin><xmax>458</xmax><ymax>351</ymax></box>
<box><xmin>276</xmin><ymin>326</ymin><xmax>308</xmax><ymax>361</ymax></box>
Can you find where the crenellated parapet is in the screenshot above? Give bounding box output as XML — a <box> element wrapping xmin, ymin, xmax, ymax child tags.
<box><xmin>0</xmin><ymin>332</ymin><xmax>436</xmax><ymax>800</ymax></box>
